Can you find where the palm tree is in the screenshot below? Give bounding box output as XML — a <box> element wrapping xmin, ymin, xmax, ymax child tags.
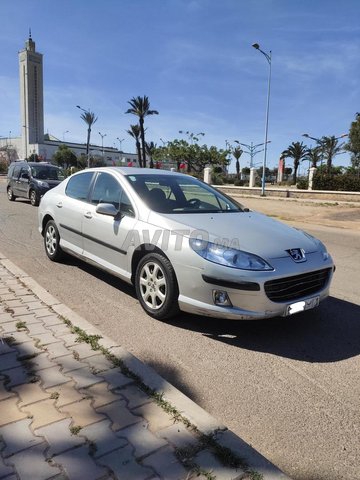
<box><xmin>281</xmin><ymin>141</ymin><xmax>308</xmax><ymax>185</ymax></box>
<box><xmin>127</xmin><ymin>124</ymin><xmax>142</xmax><ymax>167</ymax></box>
<box><xmin>145</xmin><ymin>141</ymin><xmax>156</xmax><ymax>168</ymax></box>
<box><xmin>80</xmin><ymin>111</ymin><xmax>98</xmax><ymax>168</ymax></box>
<box><xmin>321</xmin><ymin>136</ymin><xmax>346</xmax><ymax>173</ymax></box>
<box><xmin>125</xmin><ymin>96</ymin><xmax>159</xmax><ymax>168</ymax></box>
<box><xmin>232</xmin><ymin>147</ymin><xmax>243</xmax><ymax>179</ymax></box>
<box><xmin>307</xmin><ymin>146</ymin><xmax>322</xmax><ymax>168</ymax></box>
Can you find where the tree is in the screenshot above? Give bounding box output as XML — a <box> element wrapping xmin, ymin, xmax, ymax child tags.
<box><xmin>145</xmin><ymin>141</ymin><xmax>156</xmax><ymax>168</ymax></box>
<box><xmin>346</xmin><ymin>113</ymin><xmax>360</xmax><ymax>174</ymax></box>
<box><xmin>307</xmin><ymin>146</ymin><xmax>322</xmax><ymax>168</ymax></box>
<box><xmin>52</xmin><ymin>144</ymin><xmax>77</xmax><ymax>169</ymax></box>
<box><xmin>80</xmin><ymin>110</ymin><xmax>98</xmax><ymax>168</ymax></box>
<box><xmin>281</xmin><ymin>142</ymin><xmax>308</xmax><ymax>184</ymax></box>
<box><xmin>321</xmin><ymin>135</ymin><xmax>346</xmax><ymax>173</ymax></box>
<box><xmin>232</xmin><ymin>147</ymin><xmax>243</xmax><ymax>179</ymax></box>
<box><xmin>28</xmin><ymin>153</ymin><xmax>39</xmax><ymax>162</ymax></box>
<box><xmin>127</xmin><ymin>124</ymin><xmax>142</xmax><ymax>167</ymax></box>
<box><xmin>126</xmin><ymin>96</ymin><xmax>158</xmax><ymax>168</ymax></box>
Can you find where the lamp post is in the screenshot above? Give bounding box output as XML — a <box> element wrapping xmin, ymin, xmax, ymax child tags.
<box><xmin>62</xmin><ymin>130</ymin><xmax>69</xmax><ymax>142</ymax></box>
<box><xmin>99</xmin><ymin>132</ymin><xmax>107</xmax><ymax>158</ymax></box>
<box><xmin>302</xmin><ymin>133</ymin><xmax>348</xmax><ymax>170</ymax></box>
<box><xmin>234</xmin><ymin>140</ymin><xmax>271</xmax><ymax>168</ymax></box>
<box><xmin>252</xmin><ymin>43</ymin><xmax>272</xmax><ymax>196</ymax></box>
<box><xmin>116</xmin><ymin>137</ymin><xmax>124</xmax><ymax>152</ymax></box>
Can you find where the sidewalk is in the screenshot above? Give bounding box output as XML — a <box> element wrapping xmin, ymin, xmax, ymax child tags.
<box><xmin>0</xmin><ymin>253</ymin><xmax>290</xmax><ymax>480</ymax></box>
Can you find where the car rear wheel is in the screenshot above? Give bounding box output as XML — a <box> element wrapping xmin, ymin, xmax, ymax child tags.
<box><xmin>7</xmin><ymin>187</ymin><xmax>16</xmax><ymax>201</ymax></box>
<box><xmin>135</xmin><ymin>253</ymin><xmax>179</xmax><ymax>320</ymax></box>
<box><xmin>44</xmin><ymin>220</ymin><xmax>64</xmax><ymax>262</ymax></box>
<box><xmin>30</xmin><ymin>190</ymin><xmax>40</xmax><ymax>206</ymax></box>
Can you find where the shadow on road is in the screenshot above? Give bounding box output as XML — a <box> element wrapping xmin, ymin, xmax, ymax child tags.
<box><xmin>166</xmin><ymin>296</ymin><xmax>360</xmax><ymax>363</ymax></box>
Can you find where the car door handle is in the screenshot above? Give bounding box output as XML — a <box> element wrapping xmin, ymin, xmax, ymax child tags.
<box><xmin>84</xmin><ymin>212</ymin><xmax>92</xmax><ymax>219</ymax></box>
<box><xmin>56</xmin><ymin>202</ymin><xmax>63</xmax><ymax>208</ymax></box>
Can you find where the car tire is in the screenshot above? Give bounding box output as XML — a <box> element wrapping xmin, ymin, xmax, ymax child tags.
<box><xmin>7</xmin><ymin>187</ymin><xmax>16</xmax><ymax>201</ymax></box>
<box><xmin>30</xmin><ymin>190</ymin><xmax>40</xmax><ymax>206</ymax></box>
<box><xmin>44</xmin><ymin>220</ymin><xmax>64</xmax><ymax>262</ymax></box>
<box><xmin>135</xmin><ymin>253</ymin><xmax>180</xmax><ymax>320</ymax></box>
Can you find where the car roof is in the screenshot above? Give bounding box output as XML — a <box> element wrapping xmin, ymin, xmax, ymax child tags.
<box><xmin>89</xmin><ymin>167</ymin><xmax>185</xmax><ymax>177</ymax></box>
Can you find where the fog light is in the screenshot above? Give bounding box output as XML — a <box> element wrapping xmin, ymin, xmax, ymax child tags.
<box><xmin>212</xmin><ymin>290</ymin><xmax>232</xmax><ymax>307</ymax></box>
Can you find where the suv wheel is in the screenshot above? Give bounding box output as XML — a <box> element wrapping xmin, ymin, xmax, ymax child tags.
<box><xmin>7</xmin><ymin>187</ymin><xmax>16</xmax><ymax>201</ymax></box>
<box><xmin>30</xmin><ymin>190</ymin><xmax>40</xmax><ymax>206</ymax></box>
<box><xmin>44</xmin><ymin>220</ymin><xmax>64</xmax><ymax>262</ymax></box>
<box><xmin>135</xmin><ymin>253</ymin><xmax>179</xmax><ymax>320</ymax></box>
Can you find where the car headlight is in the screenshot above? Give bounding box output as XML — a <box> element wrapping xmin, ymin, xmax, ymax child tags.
<box><xmin>189</xmin><ymin>238</ymin><xmax>273</xmax><ymax>271</ymax></box>
<box><xmin>38</xmin><ymin>181</ymin><xmax>49</xmax><ymax>188</ymax></box>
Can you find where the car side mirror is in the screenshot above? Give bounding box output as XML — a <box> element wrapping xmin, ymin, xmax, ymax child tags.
<box><xmin>96</xmin><ymin>203</ymin><xmax>119</xmax><ymax>217</ymax></box>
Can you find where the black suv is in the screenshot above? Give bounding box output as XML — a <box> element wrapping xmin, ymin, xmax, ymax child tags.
<box><xmin>7</xmin><ymin>161</ymin><xmax>65</xmax><ymax>206</ymax></box>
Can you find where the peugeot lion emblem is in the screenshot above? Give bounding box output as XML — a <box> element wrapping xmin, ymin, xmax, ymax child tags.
<box><xmin>287</xmin><ymin>248</ymin><xmax>306</xmax><ymax>263</ymax></box>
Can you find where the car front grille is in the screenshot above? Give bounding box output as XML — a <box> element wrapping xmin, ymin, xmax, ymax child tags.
<box><xmin>264</xmin><ymin>268</ymin><xmax>332</xmax><ymax>302</ymax></box>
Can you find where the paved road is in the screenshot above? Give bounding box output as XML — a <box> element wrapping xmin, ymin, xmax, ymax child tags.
<box><xmin>1</xmin><ymin>180</ymin><xmax>359</xmax><ymax>480</ymax></box>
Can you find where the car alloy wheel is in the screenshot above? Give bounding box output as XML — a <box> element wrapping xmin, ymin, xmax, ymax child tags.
<box><xmin>135</xmin><ymin>253</ymin><xmax>179</xmax><ymax>320</ymax></box>
<box><xmin>7</xmin><ymin>188</ymin><xmax>16</xmax><ymax>201</ymax></box>
<box><xmin>30</xmin><ymin>190</ymin><xmax>40</xmax><ymax>206</ymax></box>
<box><xmin>44</xmin><ymin>220</ymin><xmax>64</xmax><ymax>262</ymax></box>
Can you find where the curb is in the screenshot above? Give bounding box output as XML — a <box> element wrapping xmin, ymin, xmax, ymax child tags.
<box><xmin>0</xmin><ymin>250</ymin><xmax>291</xmax><ymax>480</ymax></box>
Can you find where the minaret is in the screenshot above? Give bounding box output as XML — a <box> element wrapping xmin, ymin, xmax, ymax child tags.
<box><xmin>19</xmin><ymin>30</ymin><xmax>44</xmax><ymax>157</ymax></box>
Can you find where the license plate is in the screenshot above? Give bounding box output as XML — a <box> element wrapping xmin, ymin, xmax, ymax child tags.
<box><xmin>285</xmin><ymin>296</ymin><xmax>319</xmax><ymax>316</ymax></box>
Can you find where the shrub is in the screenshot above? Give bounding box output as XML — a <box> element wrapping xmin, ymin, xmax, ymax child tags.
<box><xmin>313</xmin><ymin>173</ymin><xmax>360</xmax><ymax>192</ymax></box>
<box><xmin>296</xmin><ymin>178</ymin><xmax>308</xmax><ymax>190</ymax></box>
<box><xmin>234</xmin><ymin>179</ymin><xmax>245</xmax><ymax>186</ymax></box>
<box><xmin>212</xmin><ymin>173</ymin><xmax>224</xmax><ymax>185</ymax></box>
<box><xmin>0</xmin><ymin>158</ymin><xmax>9</xmax><ymax>173</ymax></box>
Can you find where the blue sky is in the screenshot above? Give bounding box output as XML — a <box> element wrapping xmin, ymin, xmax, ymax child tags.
<box><xmin>0</xmin><ymin>0</ymin><xmax>359</xmax><ymax>172</ymax></box>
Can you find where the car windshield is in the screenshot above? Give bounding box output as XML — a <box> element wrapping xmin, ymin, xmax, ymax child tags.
<box><xmin>126</xmin><ymin>174</ymin><xmax>244</xmax><ymax>214</ymax></box>
<box><xmin>31</xmin><ymin>165</ymin><xmax>65</xmax><ymax>181</ymax></box>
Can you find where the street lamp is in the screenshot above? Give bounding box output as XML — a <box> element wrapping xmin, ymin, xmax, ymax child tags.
<box><xmin>63</xmin><ymin>130</ymin><xmax>69</xmax><ymax>142</ymax></box>
<box><xmin>252</xmin><ymin>43</ymin><xmax>272</xmax><ymax>196</ymax></box>
<box><xmin>302</xmin><ymin>133</ymin><xmax>348</xmax><ymax>169</ymax></box>
<box><xmin>116</xmin><ymin>137</ymin><xmax>124</xmax><ymax>152</ymax></box>
<box><xmin>234</xmin><ymin>140</ymin><xmax>271</xmax><ymax>168</ymax></box>
<box><xmin>99</xmin><ymin>132</ymin><xmax>107</xmax><ymax>158</ymax></box>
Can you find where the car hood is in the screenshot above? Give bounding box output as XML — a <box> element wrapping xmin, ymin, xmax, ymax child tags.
<box><xmin>147</xmin><ymin>210</ymin><xmax>318</xmax><ymax>259</ymax></box>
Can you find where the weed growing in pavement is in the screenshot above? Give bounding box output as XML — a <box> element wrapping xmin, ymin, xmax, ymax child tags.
<box><xmin>15</xmin><ymin>320</ymin><xmax>27</xmax><ymax>331</ymax></box>
<box><xmin>50</xmin><ymin>392</ymin><xmax>59</xmax><ymax>400</ymax></box>
<box><xmin>58</xmin><ymin>316</ymin><xmax>261</xmax><ymax>478</ymax></box>
<box><xmin>69</xmin><ymin>425</ymin><xmax>82</xmax><ymax>435</ymax></box>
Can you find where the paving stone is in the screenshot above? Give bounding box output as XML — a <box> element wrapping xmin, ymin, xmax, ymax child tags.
<box><xmin>11</xmin><ymin>307</ymin><xmax>32</xmax><ymax>317</ymax></box>
<box><xmin>118</xmin><ymin>384</ymin><xmax>152</xmax><ymax>409</ymax></box>
<box><xmin>82</xmin><ymin>354</ymin><xmax>114</xmax><ymax>373</ymax></box>
<box><xmin>117</xmin><ymin>422</ymin><xmax>167</xmax><ymax>458</ymax></box>
<box><xmin>20</xmin><ymin>352</ymin><xmax>54</xmax><ymax>371</ymax></box>
<box><xmin>46</xmin><ymin>382</ymin><xmax>85</xmax><ymax>407</ymax></box>
<box><xmin>64</xmin><ymin>367</ymin><xmax>104</xmax><ymax>389</ymax></box>
<box><xmin>71</xmin><ymin>342</ymin><xmax>99</xmax><ymax>360</ymax></box>
<box><xmin>80</xmin><ymin>419</ymin><xmax>128</xmax><ymax>458</ymax></box>
<box><xmin>59</xmin><ymin>398</ymin><xmax>105</xmax><ymax>427</ymax></box>
<box><xmin>97</xmin><ymin>400</ymin><xmax>142</xmax><ymax>431</ymax></box>
<box><xmin>9</xmin><ymin>314</ymin><xmax>41</xmax><ymax>325</ymax></box>
<box><xmin>100</xmin><ymin>368</ymin><xmax>133</xmax><ymax>389</ymax></box>
<box><xmin>7</xmin><ymin>443</ymin><xmax>61</xmax><ymax>480</ymax></box>
<box><xmin>39</xmin><ymin>315</ymin><xmax>63</xmax><ymax>326</ymax></box>
<box><xmin>0</xmin><ymin>455</ymin><xmax>15</xmax><ymax>478</ymax></box>
<box><xmin>19</xmin><ymin>294</ymin><xmax>39</xmax><ymax>303</ymax></box>
<box><xmin>2</xmin><ymin>365</ymin><xmax>34</xmax><ymax>387</ymax></box>
<box><xmin>132</xmin><ymin>402</ymin><xmax>175</xmax><ymax>433</ymax></box>
<box><xmin>37</xmin><ymin>365</ymin><xmax>70</xmax><ymax>388</ymax></box>
<box><xmin>53</xmin><ymin>445</ymin><xmax>107</xmax><ymax>480</ymax></box>
<box><xmin>35</xmin><ymin>418</ymin><xmax>85</xmax><ymax>457</ymax></box>
<box><xmin>25</xmin><ymin>322</ymin><xmax>48</xmax><ymax>335</ymax></box>
<box><xmin>54</xmin><ymin>354</ymin><xmax>86</xmax><ymax>373</ymax></box>
<box><xmin>13</xmin><ymin>382</ymin><xmax>50</xmax><ymax>406</ymax></box>
<box><xmin>27</xmin><ymin>301</ymin><xmax>46</xmax><ymax>311</ymax></box>
<box><xmin>194</xmin><ymin>450</ymin><xmax>244</xmax><ymax>480</ymax></box>
<box><xmin>0</xmin><ymin>397</ymin><xmax>28</xmax><ymax>427</ymax></box>
<box><xmin>9</xmin><ymin>331</ymin><xmax>33</xmax><ymax>345</ymax></box>
<box><xmin>44</xmin><ymin>341</ymin><xmax>70</xmax><ymax>358</ymax></box>
<box><xmin>0</xmin><ymin>320</ymin><xmax>20</xmax><ymax>334</ymax></box>
<box><xmin>142</xmin><ymin>445</ymin><xmax>189</xmax><ymax>480</ymax></box>
<box><xmin>156</xmin><ymin>423</ymin><xmax>199</xmax><ymax>448</ymax></box>
<box><xmin>0</xmin><ymin>381</ymin><xmax>16</xmax><ymax>401</ymax></box>
<box><xmin>47</xmin><ymin>323</ymin><xmax>72</xmax><ymax>336</ymax></box>
<box><xmin>57</xmin><ymin>332</ymin><xmax>79</xmax><ymax>346</ymax></box>
<box><xmin>81</xmin><ymin>381</ymin><xmax>123</xmax><ymax>408</ymax></box>
<box><xmin>13</xmin><ymin>342</ymin><xmax>44</xmax><ymax>359</ymax></box>
<box><xmin>30</xmin><ymin>308</ymin><xmax>53</xmax><ymax>318</ymax></box>
<box><xmin>3</xmin><ymin>300</ymin><xmax>23</xmax><ymax>308</ymax></box>
<box><xmin>0</xmin><ymin>418</ymin><xmax>43</xmax><ymax>456</ymax></box>
<box><xmin>22</xmin><ymin>398</ymin><xmax>68</xmax><ymax>429</ymax></box>
<box><xmin>98</xmin><ymin>444</ymin><xmax>155</xmax><ymax>479</ymax></box>
<box><xmin>31</xmin><ymin>332</ymin><xmax>60</xmax><ymax>346</ymax></box>
<box><xmin>0</xmin><ymin>352</ymin><xmax>20</xmax><ymax>371</ymax></box>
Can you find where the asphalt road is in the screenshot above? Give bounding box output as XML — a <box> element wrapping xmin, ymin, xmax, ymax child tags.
<box><xmin>1</xmin><ymin>179</ymin><xmax>359</xmax><ymax>480</ymax></box>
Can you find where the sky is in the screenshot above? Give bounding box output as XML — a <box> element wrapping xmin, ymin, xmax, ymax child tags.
<box><xmin>0</xmin><ymin>0</ymin><xmax>359</xmax><ymax>173</ymax></box>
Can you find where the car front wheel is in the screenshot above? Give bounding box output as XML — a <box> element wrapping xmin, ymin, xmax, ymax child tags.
<box><xmin>7</xmin><ymin>187</ymin><xmax>16</xmax><ymax>201</ymax></box>
<box><xmin>135</xmin><ymin>253</ymin><xmax>179</xmax><ymax>320</ymax></box>
<box><xmin>44</xmin><ymin>220</ymin><xmax>64</xmax><ymax>262</ymax></box>
<box><xmin>30</xmin><ymin>190</ymin><xmax>40</xmax><ymax>206</ymax></box>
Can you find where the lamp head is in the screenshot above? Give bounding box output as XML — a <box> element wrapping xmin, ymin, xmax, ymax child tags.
<box><xmin>252</xmin><ymin>43</ymin><xmax>260</xmax><ymax>50</ymax></box>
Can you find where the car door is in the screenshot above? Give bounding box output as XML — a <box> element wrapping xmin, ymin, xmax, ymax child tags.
<box><xmin>81</xmin><ymin>172</ymin><xmax>137</xmax><ymax>281</ymax></box>
<box><xmin>55</xmin><ymin>171</ymin><xmax>95</xmax><ymax>256</ymax></box>
<box><xmin>11</xmin><ymin>165</ymin><xmax>23</xmax><ymax>196</ymax></box>
<box><xmin>17</xmin><ymin>166</ymin><xmax>31</xmax><ymax>198</ymax></box>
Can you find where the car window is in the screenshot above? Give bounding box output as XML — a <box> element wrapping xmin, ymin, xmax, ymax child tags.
<box><xmin>31</xmin><ymin>165</ymin><xmax>65</xmax><ymax>181</ymax></box>
<box><xmin>120</xmin><ymin>190</ymin><xmax>135</xmax><ymax>217</ymax></box>
<box><xmin>90</xmin><ymin>172</ymin><xmax>122</xmax><ymax>210</ymax></box>
<box><xmin>126</xmin><ymin>174</ymin><xmax>243</xmax><ymax>214</ymax></box>
<box><xmin>12</xmin><ymin>165</ymin><xmax>21</xmax><ymax>179</ymax></box>
<box><xmin>66</xmin><ymin>172</ymin><xmax>94</xmax><ymax>201</ymax></box>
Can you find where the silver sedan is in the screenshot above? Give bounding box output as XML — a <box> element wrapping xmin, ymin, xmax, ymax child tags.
<box><xmin>38</xmin><ymin>167</ymin><xmax>334</xmax><ymax>320</ymax></box>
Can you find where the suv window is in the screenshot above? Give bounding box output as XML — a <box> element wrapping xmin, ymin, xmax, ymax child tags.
<box><xmin>30</xmin><ymin>165</ymin><xmax>65</xmax><ymax>181</ymax></box>
<box><xmin>66</xmin><ymin>172</ymin><xmax>94</xmax><ymax>201</ymax></box>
